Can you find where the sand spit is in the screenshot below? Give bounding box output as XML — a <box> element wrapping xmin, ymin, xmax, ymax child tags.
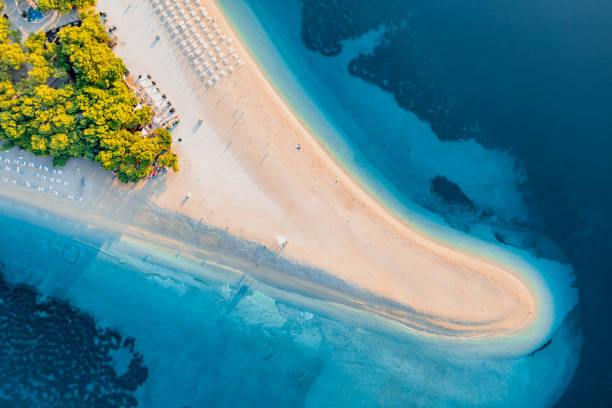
<box><xmin>0</xmin><ymin>0</ymin><xmax>562</xmax><ymax>353</ymax></box>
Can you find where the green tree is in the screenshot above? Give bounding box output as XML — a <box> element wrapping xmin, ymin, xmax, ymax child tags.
<box><xmin>0</xmin><ymin>9</ymin><xmax>178</xmax><ymax>181</ymax></box>
<box><xmin>0</xmin><ymin>18</ymin><xmax>26</xmax><ymax>81</ymax></box>
<box><xmin>37</xmin><ymin>0</ymin><xmax>97</xmax><ymax>14</ymax></box>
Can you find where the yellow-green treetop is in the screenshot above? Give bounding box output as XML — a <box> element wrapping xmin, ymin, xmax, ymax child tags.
<box><xmin>37</xmin><ymin>0</ymin><xmax>97</xmax><ymax>14</ymax></box>
<box><xmin>0</xmin><ymin>10</ymin><xmax>178</xmax><ymax>182</ymax></box>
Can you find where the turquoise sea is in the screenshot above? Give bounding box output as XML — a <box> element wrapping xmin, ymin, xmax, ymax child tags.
<box><xmin>0</xmin><ymin>197</ymin><xmax>580</xmax><ymax>407</ymax></box>
<box><xmin>1</xmin><ymin>0</ymin><xmax>607</xmax><ymax>405</ymax></box>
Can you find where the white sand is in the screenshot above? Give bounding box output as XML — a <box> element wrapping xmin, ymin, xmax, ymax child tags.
<box><xmin>99</xmin><ymin>0</ymin><xmax>541</xmax><ymax>337</ymax></box>
<box><xmin>0</xmin><ymin>0</ymin><xmax>544</xmax><ymax>343</ymax></box>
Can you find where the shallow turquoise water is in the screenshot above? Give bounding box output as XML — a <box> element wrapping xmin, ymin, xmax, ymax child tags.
<box><xmin>0</xmin><ymin>197</ymin><xmax>582</xmax><ymax>407</ymax></box>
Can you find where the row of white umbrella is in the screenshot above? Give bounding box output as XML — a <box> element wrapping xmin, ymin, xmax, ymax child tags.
<box><xmin>151</xmin><ymin>0</ymin><xmax>245</xmax><ymax>88</ymax></box>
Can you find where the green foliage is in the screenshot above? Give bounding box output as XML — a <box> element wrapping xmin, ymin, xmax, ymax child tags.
<box><xmin>0</xmin><ymin>10</ymin><xmax>178</xmax><ymax>182</ymax></box>
<box><xmin>9</xmin><ymin>29</ymin><xmax>22</xmax><ymax>44</ymax></box>
<box><xmin>37</xmin><ymin>0</ymin><xmax>97</xmax><ymax>14</ymax></box>
<box><xmin>0</xmin><ymin>18</ymin><xmax>26</xmax><ymax>81</ymax></box>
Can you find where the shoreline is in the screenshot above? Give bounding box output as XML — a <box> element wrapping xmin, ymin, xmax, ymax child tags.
<box><xmin>0</xmin><ymin>0</ymin><xmax>577</xmax><ymax>356</ymax></box>
<box><xmin>0</xmin><ymin>181</ymin><xmax>518</xmax><ymax>346</ymax></box>
<box><xmin>0</xmin><ymin>183</ymin><xmax>515</xmax><ymax>351</ymax></box>
<box><xmin>195</xmin><ymin>0</ymin><xmax>574</xmax><ymax>343</ymax></box>
<box><xmin>0</xmin><ymin>188</ymin><xmax>582</xmax><ymax>407</ymax></box>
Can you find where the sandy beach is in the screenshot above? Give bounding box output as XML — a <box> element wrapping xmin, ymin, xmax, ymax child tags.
<box><xmin>0</xmin><ymin>0</ymin><xmax>554</xmax><ymax>347</ymax></box>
